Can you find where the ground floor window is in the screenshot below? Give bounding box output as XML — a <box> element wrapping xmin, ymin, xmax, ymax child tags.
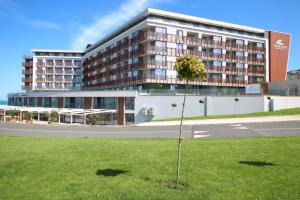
<box><xmin>125</xmin><ymin>113</ymin><xmax>134</xmax><ymax>125</ymax></box>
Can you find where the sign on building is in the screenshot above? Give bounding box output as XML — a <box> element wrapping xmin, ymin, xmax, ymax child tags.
<box><xmin>245</xmin><ymin>84</ymin><xmax>261</xmax><ymax>94</ymax></box>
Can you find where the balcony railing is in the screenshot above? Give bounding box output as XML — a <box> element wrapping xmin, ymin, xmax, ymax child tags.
<box><xmin>22</xmin><ymin>70</ymin><xmax>33</xmax><ymax>75</ymax></box>
<box><xmin>22</xmin><ymin>77</ymin><xmax>32</xmax><ymax>82</ymax></box>
<box><xmin>22</xmin><ymin>62</ymin><xmax>33</xmax><ymax>67</ymax></box>
<box><xmin>22</xmin><ymin>85</ymin><xmax>32</xmax><ymax>90</ymax></box>
<box><xmin>36</xmin><ymin>78</ymin><xmax>45</xmax><ymax>82</ymax></box>
<box><xmin>201</xmin><ymin>40</ymin><xmax>223</xmax><ymax>48</ymax></box>
<box><xmin>36</xmin><ymin>70</ymin><xmax>44</xmax><ymax>74</ymax></box>
<box><xmin>225</xmin><ymin>42</ymin><xmax>246</xmax><ymax>51</ymax></box>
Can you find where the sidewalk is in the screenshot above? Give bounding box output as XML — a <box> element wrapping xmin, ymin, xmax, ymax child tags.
<box><xmin>136</xmin><ymin>115</ymin><xmax>300</xmax><ymax>126</ymax></box>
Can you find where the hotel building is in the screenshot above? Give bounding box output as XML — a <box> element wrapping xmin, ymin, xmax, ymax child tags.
<box><xmin>5</xmin><ymin>8</ymin><xmax>293</xmax><ymax>125</ymax></box>
<box><xmin>22</xmin><ymin>49</ymin><xmax>84</xmax><ymax>91</ymax></box>
<box><xmin>82</xmin><ymin>8</ymin><xmax>290</xmax><ymax>91</ymax></box>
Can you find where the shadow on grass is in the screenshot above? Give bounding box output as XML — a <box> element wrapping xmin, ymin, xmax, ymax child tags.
<box><xmin>96</xmin><ymin>168</ymin><xmax>128</xmax><ymax>177</ymax></box>
<box><xmin>239</xmin><ymin>160</ymin><xmax>276</xmax><ymax>166</ymax></box>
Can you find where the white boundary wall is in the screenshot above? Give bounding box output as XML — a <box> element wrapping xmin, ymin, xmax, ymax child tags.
<box><xmin>134</xmin><ymin>95</ymin><xmax>300</xmax><ymax>122</ymax></box>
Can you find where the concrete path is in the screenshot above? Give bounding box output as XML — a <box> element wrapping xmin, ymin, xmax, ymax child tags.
<box><xmin>137</xmin><ymin>115</ymin><xmax>300</xmax><ymax>126</ymax></box>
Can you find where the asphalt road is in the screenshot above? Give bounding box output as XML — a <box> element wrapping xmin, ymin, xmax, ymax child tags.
<box><xmin>0</xmin><ymin>121</ymin><xmax>299</xmax><ymax>138</ymax></box>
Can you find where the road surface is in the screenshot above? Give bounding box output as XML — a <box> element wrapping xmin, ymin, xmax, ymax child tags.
<box><xmin>0</xmin><ymin>121</ymin><xmax>299</xmax><ymax>138</ymax></box>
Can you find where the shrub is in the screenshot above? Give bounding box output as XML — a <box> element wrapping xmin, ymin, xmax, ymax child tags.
<box><xmin>49</xmin><ymin>110</ymin><xmax>59</xmax><ymax>122</ymax></box>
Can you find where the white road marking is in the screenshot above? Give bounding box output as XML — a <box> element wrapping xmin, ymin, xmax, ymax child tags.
<box><xmin>230</xmin><ymin>124</ymin><xmax>242</xmax><ymax>127</ymax></box>
<box><xmin>254</xmin><ymin>128</ymin><xmax>300</xmax><ymax>131</ymax></box>
<box><xmin>233</xmin><ymin>127</ymin><xmax>248</xmax><ymax>130</ymax></box>
<box><xmin>194</xmin><ymin>135</ymin><xmax>210</xmax><ymax>138</ymax></box>
<box><xmin>194</xmin><ymin>131</ymin><xmax>208</xmax><ymax>134</ymax></box>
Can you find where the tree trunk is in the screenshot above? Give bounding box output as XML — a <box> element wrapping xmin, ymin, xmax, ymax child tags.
<box><xmin>176</xmin><ymin>79</ymin><xmax>188</xmax><ymax>189</ymax></box>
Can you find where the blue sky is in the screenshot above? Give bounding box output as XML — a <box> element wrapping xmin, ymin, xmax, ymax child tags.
<box><xmin>0</xmin><ymin>0</ymin><xmax>299</xmax><ymax>99</ymax></box>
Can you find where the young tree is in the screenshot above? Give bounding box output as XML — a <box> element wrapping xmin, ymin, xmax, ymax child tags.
<box><xmin>90</xmin><ymin>113</ymin><xmax>102</xmax><ymax>125</ymax></box>
<box><xmin>49</xmin><ymin>110</ymin><xmax>59</xmax><ymax>122</ymax></box>
<box><xmin>174</xmin><ymin>55</ymin><xmax>206</xmax><ymax>188</ymax></box>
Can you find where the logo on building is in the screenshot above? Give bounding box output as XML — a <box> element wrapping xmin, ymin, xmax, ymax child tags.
<box><xmin>273</xmin><ymin>39</ymin><xmax>288</xmax><ymax>50</ymax></box>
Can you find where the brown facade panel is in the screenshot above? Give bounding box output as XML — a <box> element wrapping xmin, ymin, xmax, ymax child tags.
<box><xmin>37</xmin><ymin>97</ymin><xmax>43</xmax><ymax>107</ymax></box>
<box><xmin>58</xmin><ymin>97</ymin><xmax>64</xmax><ymax>108</ymax></box>
<box><xmin>84</xmin><ymin>97</ymin><xmax>92</xmax><ymax>109</ymax></box>
<box><xmin>117</xmin><ymin>97</ymin><xmax>125</xmax><ymax>126</ymax></box>
<box><xmin>269</xmin><ymin>31</ymin><xmax>291</xmax><ymax>82</ymax></box>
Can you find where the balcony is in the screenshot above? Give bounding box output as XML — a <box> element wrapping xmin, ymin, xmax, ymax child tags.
<box><xmin>36</xmin><ymin>62</ymin><xmax>44</xmax><ymax>66</ymax></box>
<box><xmin>22</xmin><ymin>62</ymin><xmax>33</xmax><ymax>67</ymax></box>
<box><xmin>145</xmin><ymin>31</ymin><xmax>167</xmax><ymax>41</ymax></box>
<box><xmin>201</xmin><ymin>53</ymin><xmax>223</xmax><ymax>60</ymax></box>
<box><xmin>36</xmin><ymin>78</ymin><xmax>45</xmax><ymax>82</ymax></box>
<box><xmin>225</xmin><ymin>42</ymin><xmax>246</xmax><ymax>51</ymax></box>
<box><xmin>22</xmin><ymin>85</ymin><xmax>32</xmax><ymax>90</ymax></box>
<box><xmin>36</xmin><ymin>70</ymin><xmax>44</xmax><ymax>74</ymax></box>
<box><xmin>247</xmin><ymin>68</ymin><xmax>265</xmax><ymax>76</ymax></box>
<box><xmin>22</xmin><ymin>77</ymin><xmax>32</xmax><ymax>82</ymax></box>
<box><xmin>201</xmin><ymin>40</ymin><xmax>223</xmax><ymax>48</ymax></box>
<box><xmin>225</xmin><ymin>55</ymin><xmax>246</xmax><ymax>62</ymax></box>
<box><xmin>45</xmin><ymin>78</ymin><xmax>55</xmax><ymax>82</ymax></box>
<box><xmin>186</xmin><ymin>37</ymin><xmax>200</xmax><ymax>46</ymax></box>
<box><xmin>247</xmin><ymin>45</ymin><xmax>265</xmax><ymax>54</ymax></box>
<box><xmin>206</xmin><ymin>66</ymin><xmax>223</xmax><ymax>73</ymax></box>
<box><xmin>225</xmin><ymin>67</ymin><xmax>245</xmax><ymax>74</ymax></box>
<box><xmin>247</xmin><ymin>57</ymin><xmax>265</xmax><ymax>65</ymax></box>
<box><xmin>45</xmin><ymin>70</ymin><xmax>55</xmax><ymax>74</ymax></box>
<box><xmin>22</xmin><ymin>69</ymin><xmax>33</xmax><ymax>75</ymax></box>
<box><xmin>144</xmin><ymin>46</ymin><xmax>167</xmax><ymax>55</ymax></box>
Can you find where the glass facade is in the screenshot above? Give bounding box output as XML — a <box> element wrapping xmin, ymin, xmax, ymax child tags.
<box><xmin>93</xmin><ymin>97</ymin><xmax>117</xmax><ymax>109</ymax></box>
<box><xmin>125</xmin><ymin>97</ymin><xmax>135</xmax><ymax>110</ymax></box>
<box><xmin>64</xmin><ymin>97</ymin><xmax>83</xmax><ymax>108</ymax></box>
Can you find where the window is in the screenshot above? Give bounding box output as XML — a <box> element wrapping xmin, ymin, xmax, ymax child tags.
<box><xmin>133</xmin><ymin>70</ymin><xmax>138</xmax><ymax>77</ymax></box>
<box><xmin>236</xmin><ymin>63</ymin><xmax>244</xmax><ymax>68</ymax></box>
<box><xmin>213</xmin><ymin>36</ymin><xmax>222</xmax><ymax>41</ymax></box>
<box><xmin>236</xmin><ymin>51</ymin><xmax>244</xmax><ymax>57</ymax></box>
<box><xmin>156</xmin><ymin>55</ymin><xmax>166</xmax><ymax>61</ymax></box>
<box><xmin>155</xmin><ymin>27</ymin><xmax>166</xmax><ymax>34</ymax></box>
<box><xmin>36</xmin><ymin>74</ymin><xmax>43</xmax><ymax>78</ymax></box>
<box><xmin>257</xmin><ymin>43</ymin><xmax>263</xmax><ymax>48</ymax></box>
<box><xmin>213</xmin><ymin>48</ymin><xmax>222</xmax><ymax>54</ymax></box>
<box><xmin>236</xmin><ymin>39</ymin><xmax>244</xmax><ymax>45</ymax></box>
<box><xmin>213</xmin><ymin>60</ymin><xmax>222</xmax><ymax>66</ymax></box>
<box><xmin>132</xmin><ymin>57</ymin><xmax>139</xmax><ymax>64</ymax></box>
<box><xmin>156</xmin><ymin>41</ymin><xmax>167</xmax><ymax>47</ymax></box>
<box><xmin>125</xmin><ymin>97</ymin><xmax>135</xmax><ymax>110</ymax></box>
<box><xmin>132</xmin><ymin>31</ymin><xmax>139</xmax><ymax>37</ymax></box>
<box><xmin>236</xmin><ymin>75</ymin><xmax>244</xmax><ymax>81</ymax></box>
<box><xmin>176</xmin><ymin>30</ymin><xmax>183</xmax><ymax>36</ymax></box>
<box><xmin>132</xmin><ymin>44</ymin><xmax>139</xmax><ymax>50</ymax></box>
<box><xmin>257</xmin><ymin>53</ymin><xmax>263</xmax><ymax>59</ymax></box>
<box><xmin>176</xmin><ymin>43</ymin><xmax>183</xmax><ymax>49</ymax></box>
<box><xmin>37</xmin><ymin>66</ymin><xmax>43</xmax><ymax>70</ymax></box>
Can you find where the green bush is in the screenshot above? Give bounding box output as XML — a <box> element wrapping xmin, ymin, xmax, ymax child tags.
<box><xmin>90</xmin><ymin>114</ymin><xmax>102</xmax><ymax>125</ymax></box>
<box><xmin>49</xmin><ymin>110</ymin><xmax>59</xmax><ymax>122</ymax></box>
<box><xmin>23</xmin><ymin>111</ymin><xmax>33</xmax><ymax>120</ymax></box>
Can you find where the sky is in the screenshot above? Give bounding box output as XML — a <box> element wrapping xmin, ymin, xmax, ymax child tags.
<box><xmin>0</xmin><ymin>0</ymin><xmax>299</xmax><ymax>99</ymax></box>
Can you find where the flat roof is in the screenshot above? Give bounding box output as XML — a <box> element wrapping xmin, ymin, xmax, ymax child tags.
<box><xmin>85</xmin><ymin>8</ymin><xmax>267</xmax><ymax>53</ymax></box>
<box><xmin>31</xmin><ymin>49</ymin><xmax>84</xmax><ymax>54</ymax></box>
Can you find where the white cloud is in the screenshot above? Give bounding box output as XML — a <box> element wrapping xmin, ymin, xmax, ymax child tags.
<box><xmin>70</xmin><ymin>0</ymin><xmax>152</xmax><ymax>50</ymax></box>
<box><xmin>0</xmin><ymin>0</ymin><xmax>60</xmax><ymax>29</ymax></box>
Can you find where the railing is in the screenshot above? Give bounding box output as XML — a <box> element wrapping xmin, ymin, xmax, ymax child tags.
<box><xmin>22</xmin><ymin>77</ymin><xmax>32</xmax><ymax>82</ymax></box>
<box><xmin>36</xmin><ymin>70</ymin><xmax>44</xmax><ymax>74</ymax></box>
<box><xmin>36</xmin><ymin>78</ymin><xmax>45</xmax><ymax>82</ymax></box>
<box><xmin>22</xmin><ymin>70</ymin><xmax>33</xmax><ymax>75</ymax></box>
<box><xmin>22</xmin><ymin>62</ymin><xmax>33</xmax><ymax>67</ymax></box>
<box><xmin>21</xmin><ymin>85</ymin><xmax>32</xmax><ymax>90</ymax></box>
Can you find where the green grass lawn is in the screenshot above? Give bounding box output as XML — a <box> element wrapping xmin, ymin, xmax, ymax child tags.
<box><xmin>0</xmin><ymin>136</ymin><xmax>300</xmax><ymax>200</ymax></box>
<box><xmin>153</xmin><ymin>107</ymin><xmax>300</xmax><ymax>121</ymax></box>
